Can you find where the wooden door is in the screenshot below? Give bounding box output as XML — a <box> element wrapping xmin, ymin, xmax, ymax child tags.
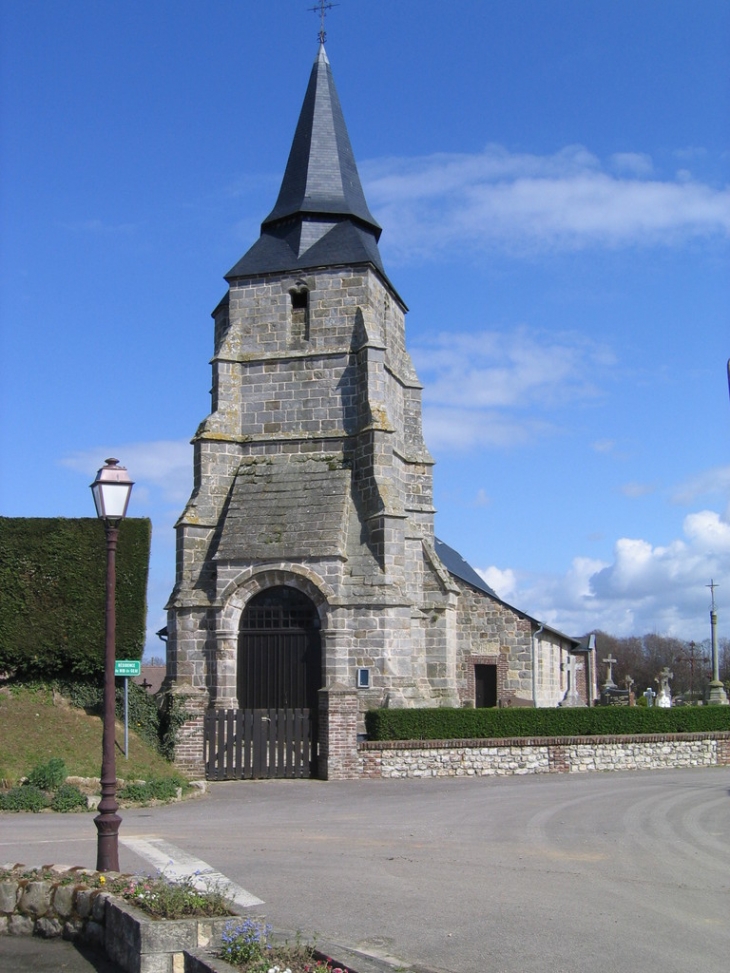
<box><xmin>474</xmin><ymin>664</ymin><xmax>498</xmax><ymax>708</ymax></box>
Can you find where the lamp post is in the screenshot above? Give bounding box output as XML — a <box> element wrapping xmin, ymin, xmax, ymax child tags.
<box><xmin>90</xmin><ymin>458</ymin><xmax>134</xmax><ymax>872</ymax></box>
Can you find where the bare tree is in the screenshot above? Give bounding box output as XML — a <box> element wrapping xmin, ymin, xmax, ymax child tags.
<box><xmin>588</xmin><ymin>631</ymin><xmax>711</xmax><ymax>702</ymax></box>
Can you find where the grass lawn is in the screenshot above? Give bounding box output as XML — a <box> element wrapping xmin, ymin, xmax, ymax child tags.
<box><xmin>0</xmin><ymin>684</ymin><xmax>179</xmax><ymax>785</ymax></box>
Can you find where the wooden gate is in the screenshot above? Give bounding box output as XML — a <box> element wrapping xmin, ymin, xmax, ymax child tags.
<box><xmin>204</xmin><ymin>707</ymin><xmax>314</xmax><ymax>780</ymax></box>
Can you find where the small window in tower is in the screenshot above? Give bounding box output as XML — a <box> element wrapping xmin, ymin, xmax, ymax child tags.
<box><xmin>291</xmin><ymin>289</ymin><xmax>308</xmax><ymax>310</ymax></box>
<box><xmin>289</xmin><ymin>284</ymin><xmax>310</xmax><ymax>341</ymax></box>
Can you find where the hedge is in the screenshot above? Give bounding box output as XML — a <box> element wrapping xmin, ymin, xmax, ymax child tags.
<box><xmin>0</xmin><ymin>517</ymin><xmax>151</xmax><ymax>680</ymax></box>
<box><xmin>364</xmin><ymin>706</ymin><xmax>730</xmax><ymax>741</ymax></box>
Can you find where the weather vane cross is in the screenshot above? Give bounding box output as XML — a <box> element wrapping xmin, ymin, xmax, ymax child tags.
<box><xmin>309</xmin><ymin>0</ymin><xmax>338</xmax><ymax>45</ymax></box>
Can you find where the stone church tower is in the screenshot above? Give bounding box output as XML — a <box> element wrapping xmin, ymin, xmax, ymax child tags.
<box><xmin>166</xmin><ymin>43</ymin><xmax>461</xmax><ymax>769</ymax></box>
<box><xmin>166</xmin><ymin>43</ymin><xmax>590</xmax><ymax>777</ymax></box>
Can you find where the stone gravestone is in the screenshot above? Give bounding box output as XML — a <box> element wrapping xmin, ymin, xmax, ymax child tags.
<box><xmin>600</xmin><ymin>654</ymin><xmax>631</xmax><ymax>705</ymax></box>
<box><xmin>624</xmin><ymin>675</ymin><xmax>635</xmax><ymax>706</ymax></box>
<box><xmin>602</xmin><ymin>654</ymin><xmax>617</xmax><ymax>689</ymax></box>
<box><xmin>655</xmin><ymin>667</ymin><xmax>673</xmax><ymax>708</ymax></box>
<box><xmin>559</xmin><ymin>654</ymin><xmax>587</xmax><ymax>707</ymax></box>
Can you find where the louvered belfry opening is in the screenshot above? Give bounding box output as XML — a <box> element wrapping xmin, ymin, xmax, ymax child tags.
<box><xmin>238</xmin><ymin>586</ymin><xmax>321</xmax><ymax>711</ymax></box>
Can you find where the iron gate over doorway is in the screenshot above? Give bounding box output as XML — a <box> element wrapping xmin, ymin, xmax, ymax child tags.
<box><xmin>205</xmin><ymin>586</ymin><xmax>321</xmax><ymax>779</ymax></box>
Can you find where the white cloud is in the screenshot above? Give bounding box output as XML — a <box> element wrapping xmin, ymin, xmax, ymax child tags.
<box><xmin>473</xmin><ymin>489</ymin><xmax>491</xmax><ymax>508</ymax></box>
<box><xmin>476</xmin><ymin>565</ymin><xmax>518</xmax><ymax>601</ymax></box>
<box><xmin>591</xmin><ymin>439</ymin><xmax>616</xmax><ymax>455</ymax></box>
<box><xmin>620</xmin><ymin>482</ymin><xmax>656</xmax><ymax>498</ymax></box>
<box><xmin>683</xmin><ymin>510</ymin><xmax>730</xmax><ymax>553</ymax></box>
<box><xmin>610</xmin><ymin>152</ymin><xmax>654</xmax><ymax>176</ymax></box>
<box><xmin>487</xmin><ymin>506</ymin><xmax>730</xmax><ymax>640</ymax></box>
<box><xmin>362</xmin><ymin>144</ymin><xmax>730</xmax><ymax>258</ymax></box>
<box><xmin>62</xmin><ymin>440</ymin><xmax>192</xmax><ymax>505</ymax></box>
<box><xmin>61</xmin><ymin>219</ymin><xmax>136</xmax><ymax>235</ymax></box>
<box><xmin>672</xmin><ymin>465</ymin><xmax>730</xmax><ymax>506</ymax></box>
<box><xmin>423</xmin><ymin>406</ymin><xmax>555</xmax><ymax>451</ymax></box>
<box><xmin>414</xmin><ymin>327</ymin><xmax>616</xmax><ymax>452</ymax></box>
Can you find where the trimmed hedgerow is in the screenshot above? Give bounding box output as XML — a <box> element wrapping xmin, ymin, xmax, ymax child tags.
<box><xmin>0</xmin><ymin>517</ymin><xmax>150</xmax><ymax>680</ymax></box>
<box><xmin>364</xmin><ymin>706</ymin><xmax>730</xmax><ymax>741</ymax></box>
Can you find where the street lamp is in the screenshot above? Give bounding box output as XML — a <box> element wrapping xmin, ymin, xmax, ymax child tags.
<box><xmin>90</xmin><ymin>458</ymin><xmax>134</xmax><ymax>872</ymax></box>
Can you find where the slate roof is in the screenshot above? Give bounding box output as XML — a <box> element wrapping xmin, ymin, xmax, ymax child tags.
<box><xmin>226</xmin><ymin>45</ymin><xmax>385</xmax><ymax>281</ymax></box>
<box><xmin>435</xmin><ymin>538</ymin><xmax>498</xmax><ymax>597</ymax></box>
<box><xmin>435</xmin><ymin>537</ymin><xmax>579</xmax><ymax>648</ymax></box>
<box><xmin>215</xmin><ymin>455</ymin><xmax>350</xmax><ymax>562</ymax></box>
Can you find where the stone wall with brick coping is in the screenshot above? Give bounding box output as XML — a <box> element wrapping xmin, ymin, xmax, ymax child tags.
<box><xmin>359</xmin><ymin>731</ymin><xmax>730</xmax><ymax>778</ymax></box>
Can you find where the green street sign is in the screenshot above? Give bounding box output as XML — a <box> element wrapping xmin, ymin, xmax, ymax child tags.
<box><xmin>114</xmin><ymin>660</ymin><xmax>141</xmax><ymax>677</ymax></box>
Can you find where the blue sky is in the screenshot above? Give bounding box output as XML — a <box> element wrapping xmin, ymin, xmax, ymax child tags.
<box><xmin>1</xmin><ymin>0</ymin><xmax>728</xmax><ymax>655</ymax></box>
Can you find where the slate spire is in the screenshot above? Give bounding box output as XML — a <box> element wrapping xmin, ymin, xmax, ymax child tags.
<box><xmin>226</xmin><ymin>44</ymin><xmax>385</xmax><ymax>280</ymax></box>
<box><xmin>263</xmin><ymin>44</ymin><xmax>381</xmax><ymax>236</ymax></box>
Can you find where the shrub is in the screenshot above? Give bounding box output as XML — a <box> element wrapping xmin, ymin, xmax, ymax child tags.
<box><xmin>27</xmin><ymin>757</ymin><xmax>67</xmax><ymax>791</ymax></box>
<box><xmin>364</xmin><ymin>705</ymin><xmax>730</xmax><ymax>741</ymax></box>
<box><xmin>116</xmin><ymin>781</ymin><xmax>150</xmax><ymax>803</ymax></box>
<box><xmin>51</xmin><ymin>784</ymin><xmax>88</xmax><ymax>812</ymax></box>
<box><xmin>0</xmin><ymin>785</ymin><xmax>49</xmax><ymax>812</ymax></box>
<box><xmin>117</xmin><ymin>774</ymin><xmax>186</xmax><ymax>805</ymax></box>
<box><xmin>147</xmin><ymin>775</ymin><xmax>184</xmax><ymax>801</ymax></box>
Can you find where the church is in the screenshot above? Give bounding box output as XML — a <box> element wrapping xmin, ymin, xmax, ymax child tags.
<box><xmin>165</xmin><ymin>42</ymin><xmax>596</xmax><ymax>779</ymax></box>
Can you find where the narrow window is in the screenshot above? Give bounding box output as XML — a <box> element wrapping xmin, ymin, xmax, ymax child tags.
<box><xmin>289</xmin><ymin>284</ymin><xmax>309</xmax><ymax>341</ymax></box>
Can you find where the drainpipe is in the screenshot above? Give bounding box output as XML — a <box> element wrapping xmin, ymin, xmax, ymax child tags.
<box><xmin>532</xmin><ymin>622</ymin><xmax>545</xmax><ymax>708</ymax></box>
<box><xmin>587</xmin><ymin>633</ymin><xmax>597</xmax><ymax>706</ymax></box>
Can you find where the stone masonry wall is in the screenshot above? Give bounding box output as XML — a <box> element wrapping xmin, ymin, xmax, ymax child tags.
<box><xmin>0</xmin><ymin>867</ymin><xmax>111</xmax><ymax>942</ymax></box>
<box><xmin>452</xmin><ymin>579</ymin><xmax>534</xmax><ymax>705</ymax></box>
<box><xmin>360</xmin><ymin>732</ymin><xmax>730</xmax><ymax>778</ymax></box>
<box><xmin>169</xmin><ymin>259</ymin><xmax>448</xmax><ymax>716</ymax></box>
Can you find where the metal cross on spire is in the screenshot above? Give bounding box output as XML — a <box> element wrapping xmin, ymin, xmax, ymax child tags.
<box><xmin>309</xmin><ymin>0</ymin><xmax>338</xmax><ymax>45</ymax></box>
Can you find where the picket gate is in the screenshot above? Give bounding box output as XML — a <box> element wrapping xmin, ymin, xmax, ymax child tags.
<box><xmin>204</xmin><ymin>708</ymin><xmax>314</xmax><ymax>780</ymax></box>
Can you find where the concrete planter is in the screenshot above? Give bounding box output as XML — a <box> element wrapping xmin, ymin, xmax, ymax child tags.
<box><xmin>0</xmin><ymin>867</ymin><xmax>239</xmax><ymax>973</ymax></box>
<box><xmin>104</xmin><ymin>897</ymin><xmax>236</xmax><ymax>973</ymax></box>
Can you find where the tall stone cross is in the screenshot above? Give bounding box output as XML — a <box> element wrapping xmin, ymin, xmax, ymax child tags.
<box><xmin>559</xmin><ymin>654</ymin><xmax>586</xmax><ymax>707</ymax></box>
<box><xmin>602</xmin><ymin>654</ymin><xmax>617</xmax><ymax>687</ymax></box>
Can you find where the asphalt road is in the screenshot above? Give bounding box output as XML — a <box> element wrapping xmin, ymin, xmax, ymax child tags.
<box><xmin>2</xmin><ymin>767</ymin><xmax>728</xmax><ymax>973</ymax></box>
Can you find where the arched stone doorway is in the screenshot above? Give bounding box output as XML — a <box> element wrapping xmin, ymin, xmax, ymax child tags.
<box><xmin>238</xmin><ymin>585</ymin><xmax>322</xmax><ymax>714</ymax></box>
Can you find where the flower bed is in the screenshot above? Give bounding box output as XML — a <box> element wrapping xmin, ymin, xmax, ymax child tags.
<box><xmin>109</xmin><ymin>872</ymin><xmax>234</xmax><ymax>920</ymax></box>
<box><xmin>217</xmin><ymin>918</ymin><xmax>353</xmax><ymax>972</ymax></box>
